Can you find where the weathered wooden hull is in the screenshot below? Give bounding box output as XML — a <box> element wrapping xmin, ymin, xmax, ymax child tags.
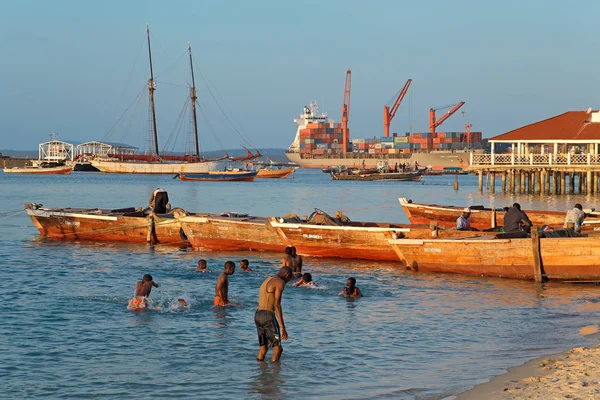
<box><xmin>331</xmin><ymin>171</ymin><xmax>422</xmax><ymax>181</ymax></box>
<box><xmin>177</xmin><ymin>214</ymin><xmax>285</xmax><ymax>252</ymax></box>
<box><xmin>25</xmin><ymin>206</ymin><xmax>185</xmax><ymax>245</ymax></box>
<box><xmin>388</xmin><ymin>236</ymin><xmax>600</xmax><ymax>280</ymax></box>
<box><xmin>179</xmin><ymin>171</ymin><xmax>257</xmax><ymax>181</ymax></box>
<box><xmin>256</xmin><ymin>168</ymin><xmax>296</xmax><ymax>179</ymax></box>
<box><xmin>90</xmin><ymin>159</ymin><xmax>222</xmax><ymax>174</ymax></box>
<box><xmin>3</xmin><ymin>165</ymin><xmax>73</xmax><ymax>174</ymax></box>
<box><xmin>399</xmin><ymin>197</ymin><xmax>600</xmax><ymax>230</ymax></box>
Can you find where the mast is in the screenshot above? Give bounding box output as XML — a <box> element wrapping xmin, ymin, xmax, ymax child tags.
<box><xmin>146</xmin><ymin>24</ymin><xmax>160</xmax><ymax>156</ymax></box>
<box><xmin>188</xmin><ymin>42</ymin><xmax>200</xmax><ymax>157</ymax></box>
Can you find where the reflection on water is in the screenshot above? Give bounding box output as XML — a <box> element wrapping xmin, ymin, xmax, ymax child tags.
<box><xmin>3</xmin><ymin>171</ymin><xmax>600</xmax><ymax>399</ymax></box>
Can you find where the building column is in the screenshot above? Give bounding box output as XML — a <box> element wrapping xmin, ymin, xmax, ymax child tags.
<box><xmin>554</xmin><ymin>143</ymin><xmax>558</xmax><ymax>154</ymax></box>
<box><xmin>478</xmin><ymin>170</ymin><xmax>483</xmax><ymax>192</ymax></box>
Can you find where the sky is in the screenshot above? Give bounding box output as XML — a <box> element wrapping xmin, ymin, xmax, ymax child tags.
<box><xmin>1</xmin><ymin>0</ymin><xmax>599</xmax><ymax>152</ymax></box>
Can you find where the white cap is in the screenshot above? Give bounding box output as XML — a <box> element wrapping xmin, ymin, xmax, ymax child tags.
<box><xmin>463</xmin><ymin>208</ymin><xmax>470</xmax><ymax>212</ymax></box>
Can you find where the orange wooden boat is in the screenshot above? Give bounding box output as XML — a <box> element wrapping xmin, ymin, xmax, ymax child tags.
<box><xmin>175</xmin><ymin>210</ymin><xmax>286</xmax><ymax>252</ymax></box>
<box><xmin>4</xmin><ymin>165</ymin><xmax>73</xmax><ymax>174</ymax></box>
<box><xmin>399</xmin><ymin>197</ymin><xmax>600</xmax><ymax>231</ymax></box>
<box><xmin>24</xmin><ymin>204</ymin><xmax>187</xmax><ymax>245</ymax></box>
<box><xmin>387</xmin><ymin>234</ymin><xmax>600</xmax><ymax>281</ymax></box>
<box><xmin>256</xmin><ymin>167</ymin><xmax>296</xmax><ymax>179</ymax></box>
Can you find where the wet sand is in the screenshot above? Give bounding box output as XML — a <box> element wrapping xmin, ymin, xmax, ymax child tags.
<box><xmin>458</xmin><ymin>329</ymin><xmax>600</xmax><ymax>400</ymax></box>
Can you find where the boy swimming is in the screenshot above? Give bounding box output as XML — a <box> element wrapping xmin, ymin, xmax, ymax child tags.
<box><xmin>294</xmin><ymin>272</ymin><xmax>316</xmax><ymax>287</ymax></box>
<box><xmin>128</xmin><ymin>274</ymin><xmax>160</xmax><ymax>309</ymax></box>
<box><xmin>196</xmin><ymin>259</ymin><xmax>207</xmax><ymax>272</ymax></box>
<box><xmin>339</xmin><ymin>277</ymin><xmax>362</xmax><ymax>298</ymax></box>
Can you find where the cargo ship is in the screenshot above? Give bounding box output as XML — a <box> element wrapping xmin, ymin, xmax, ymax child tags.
<box><xmin>286</xmin><ymin>102</ymin><xmax>485</xmax><ymax>169</ymax></box>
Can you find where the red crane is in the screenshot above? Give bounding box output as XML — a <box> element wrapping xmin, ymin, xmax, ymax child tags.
<box><xmin>383</xmin><ymin>79</ymin><xmax>412</xmax><ymax>137</ymax></box>
<box><xmin>429</xmin><ymin>101</ymin><xmax>465</xmax><ymax>134</ymax></box>
<box><xmin>341</xmin><ymin>69</ymin><xmax>351</xmax><ymax>152</ymax></box>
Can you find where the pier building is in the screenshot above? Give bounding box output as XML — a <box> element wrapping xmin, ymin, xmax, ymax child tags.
<box><xmin>469</xmin><ymin>109</ymin><xmax>600</xmax><ymax>194</ymax></box>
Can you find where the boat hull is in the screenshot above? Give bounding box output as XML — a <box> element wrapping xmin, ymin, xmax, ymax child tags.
<box><xmin>3</xmin><ymin>165</ymin><xmax>73</xmax><ymax>174</ymax></box>
<box><xmin>388</xmin><ymin>236</ymin><xmax>600</xmax><ymax>281</ymax></box>
<box><xmin>90</xmin><ymin>159</ymin><xmax>222</xmax><ymax>174</ymax></box>
<box><xmin>331</xmin><ymin>171</ymin><xmax>422</xmax><ymax>181</ymax></box>
<box><xmin>256</xmin><ymin>168</ymin><xmax>296</xmax><ymax>179</ymax></box>
<box><xmin>286</xmin><ymin>151</ymin><xmax>470</xmax><ymax>169</ymax></box>
<box><xmin>179</xmin><ymin>171</ymin><xmax>257</xmax><ymax>181</ymax></box>
<box><xmin>398</xmin><ymin>198</ymin><xmax>600</xmax><ymax>230</ymax></box>
<box><xmin>25</xmin><ymin>206</ymin><xmax>186</xmax><ymax>245</ymax></box>
<box><xmin>177</xmin><ymin>213</ymin><xmax>285</xmax><ymax>252</ymax></box>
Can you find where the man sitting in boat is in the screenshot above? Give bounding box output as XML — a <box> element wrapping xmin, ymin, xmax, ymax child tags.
<box><xmin>503</xmin><ymin>203</ymin><xmax>532</xmax><ymax>233</ymax></box>
<box><xmin>149</xmin><ymin>188</ymin><xmax>169</xmax><ymax>214</ymax></box>
<box><xmin>128</xmin><ymin>274</ymin><xmax>160</xmax><ymax>310</ymax></box>
<box><xmin>564</xmin><ymin>204</ymin><xmax>588</xmax><ymax>233</ymax></box>
<box><xmin>456</xmin><ymin>209</ymin><xmax>474</xmax><ymax>231</ymax></box>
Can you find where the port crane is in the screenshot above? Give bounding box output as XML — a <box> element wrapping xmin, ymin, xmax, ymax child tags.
<box><xmin>383</xmin><ymin>79</ymin><xmax>412</xmax><ymax>137</ymax></box>
<box><xmin>429</xmin><ymin>101</ymin><xmax>465</xmax><ymax>134</ymax></box>
<box><xmin>341</xmin><ymin>69</ymin><xmax>351</xmax><ymax>152</ymax></box>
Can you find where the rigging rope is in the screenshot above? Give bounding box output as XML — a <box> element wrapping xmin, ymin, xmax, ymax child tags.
<box><xmin>101</xmin><ymin>85</ymin><xmax>146</xmax><ymax>142</ymax></box>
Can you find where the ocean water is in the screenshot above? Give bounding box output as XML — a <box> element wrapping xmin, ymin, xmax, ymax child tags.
<box><xmin>2</xmin><ymin>169</ymin><xmax>600</xmax><ymax>399</ymax></box>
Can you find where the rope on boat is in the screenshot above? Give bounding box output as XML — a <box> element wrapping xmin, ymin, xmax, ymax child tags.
<box><xmin>0</xmin><ymin>209</ymin><xmax>26</xmax><ymax>221</ymax></box>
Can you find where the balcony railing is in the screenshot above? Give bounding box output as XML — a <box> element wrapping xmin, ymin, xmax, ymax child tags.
<box><xmin>470</xmin><ymin>153</ymin><xmax>600</xmax><ymax>166</ymax></box>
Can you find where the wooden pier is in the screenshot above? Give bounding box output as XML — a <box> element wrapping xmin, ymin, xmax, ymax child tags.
<box><xmin>469</xmin><ymin>153</ymin><xmax>600</xmax><ymax>194</ymax></box>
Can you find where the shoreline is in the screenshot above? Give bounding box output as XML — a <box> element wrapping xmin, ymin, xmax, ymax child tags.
<box><xmin>457</xmin><ymin>330</ymin><xmax>600</xmax><ymax>400</ymax></box>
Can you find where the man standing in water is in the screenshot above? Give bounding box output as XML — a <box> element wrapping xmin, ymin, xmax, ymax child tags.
<box><xmin>214</xmin><ymin>261</ymin><xmax>235</xmax><ymax>306</ymax></box>
<box><xmin>128</xmin><ymin>274</ymin><xmax>160</xmax><ymax>310</ymax></box>
<box><xmin>290</xmin><ymin>246</ymin><xmax>303</xmax><ymax>278</ymax></box>
<box><xmin>255</xmin><ymin>266</ymin><xmax>293</xmax><ymax>362</ymax></box>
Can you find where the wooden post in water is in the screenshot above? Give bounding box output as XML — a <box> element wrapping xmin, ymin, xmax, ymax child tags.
<box><xmin>560</xmin><ymin>171</ymin><xmax>566</xmax><ymax>194</ymax></box>
<box><xmin>491</xmin><ymin>208</ymin><xmax>497</xmax><ymax>229</ymax></box>
<box><xmin>593</xmin><ymin>172</ymin><xmax>598</xmax><ymax>195</ymax></box>
<box><xmin>528</xmin><ymin>171</ymin><xmax>534</xmax><ymax>193</ymax></box>
<box><xmin>578</xmin><ymin>172</ymin><xmax>584</xmax><ymax>194</ymax></box>
<box><xmin>568</xmin><ymin>172</ymin><xmax>575</xmax><ymax>194</ymax></box>
<box><xmin>534</xmin><ymin>170</ymin><xmax>541</xmax><ymax>194</ymax></box>
<box><xmin>490</xmin><ymin>171</ymin><xmax>496</xmax><ymax>194</ymax></box>
<box><xmin>520</xmin><ymin>171</ymin><xmax>526</xmax><ymax>193</ymax></box>
<box><xmin>478</xmin><ymin>170</ymin><xmax>483</xmax><ymax>192</ymax></box>
<box><xmin>501</xmin><ymin>171</ymin><xmax>507</xmax><ymax>193</ymax></box>
<box><xmin>531</xmin><ymin>228</ymin><xmax>544</xmax><ymax>283</ymax></box>
<box><xmin>540</xmin><ymin>169</ymin><xmax>546</xmax><ymax>194</ymax></box>
<box><xmin>510</xmin><ymin>170</ymin><xmax>515</xmax><ymax>193</ymax></box>
<box><xmin>554</xmin><ymin>171</ymin><xmax>560</xmax><ymax>194</ymax></box>
<box><xmin>587</xmin><ymin>170</ymin><xmax>592</xmax><ymax>195</ymax></box>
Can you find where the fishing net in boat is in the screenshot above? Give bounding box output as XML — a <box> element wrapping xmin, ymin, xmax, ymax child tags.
<box><xmin>282</xmin><ymin>213</ymin><xmax>303</xmax><ymax>223</ymax></box>
<box><xmin>308</xmin><ymin>212</ymin><xmax>341</xmax><ymax>226</ymax></box>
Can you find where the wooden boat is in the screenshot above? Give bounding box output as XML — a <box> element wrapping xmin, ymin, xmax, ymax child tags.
<box><xmin>399</xmin><ymin>197</ymin><xmax>600</xmax><ymax>231</ymax></box>
<box><xmin>267</xmin><ymin>211</ymin><xmax>486</xmax><ymax>261</ymax></box>
<box><xmin>387</xmin><ymin>234</ymin><xmax>600</xmax><ymax>281</ymax></box>
<box><xmin>175</xmin><ymin>210</ymin><xmax>286</xmax><ymax>252</ymax></box>
<box><xmin>256</xmin><ymin>167</ymin><xmax>296</xmax><ymax>179</ymax></box>
<box><xmin>4</xmin><ymin>165</ymin><xmax>73</xmax><ymax>174</ymax></box>
<box><xmin>330</xmin><ymin>170</ymin><xmax>423</xmax><ymax>181</ymax></box>
<box><xmin>24</xmin><ymin>203</ymin><xmax>187</xmax><ymax>245</ymax></box>
<box><xmin>177</xmin><ymin>170</ymin><xmax>257</xmax><ymax>182</ymax></box>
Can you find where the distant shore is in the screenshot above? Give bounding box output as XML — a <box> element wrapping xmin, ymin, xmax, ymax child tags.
<box><xmin>458</xmin><ymin>332</ymin><xmax>600</xmax><ymax>399</ymax></box>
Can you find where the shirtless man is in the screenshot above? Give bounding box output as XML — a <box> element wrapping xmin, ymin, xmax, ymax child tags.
<box><xmin>255</xmin><ymin>266</ymin><xmax>293</xmax><ymax>362</ymax></box>
<box><xmin>240</xmin><ymin>259</ymin><xmax>253</xmax><ymax>272</ymax></box>
<box><xmin>290</xmin><ymin>246</ymin><xmax>303</xmax><ymax>278</ymax></box>
<box><xmin>128</xmin><ymin>274</ymin><xmax>159</xmax><ymax>309</ymax></box>
<box><xmin>281</xmin><ymin>247</ymin><xmax>294</xmax><ymax>268</ymax></box>
<box><xmin>196</xmin><ymin>259</ymin><xmax>207</xmax><ymax>272</ymax></box>
<box><xmin>214</xmin><ymin>261</ymin><xmax>235</xmax><ymax>306</ymax></box>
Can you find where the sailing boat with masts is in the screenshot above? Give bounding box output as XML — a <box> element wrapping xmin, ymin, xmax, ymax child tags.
<box><xmin>91</xmin><ymin>26</ymin><xmax>245</xmax><ymax>174</ymax></box>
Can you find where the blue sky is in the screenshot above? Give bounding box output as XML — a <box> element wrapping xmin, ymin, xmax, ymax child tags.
<box><xmin>1</xmin><ymin>0</ymin><xmax>599</xmax><ymax>152</ymax></box>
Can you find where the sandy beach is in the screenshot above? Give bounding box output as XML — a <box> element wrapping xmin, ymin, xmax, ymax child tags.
<box><xmin>458</xmin><ymin>330</ymin><xmax>600</xmax><ymax>400</ymax></box>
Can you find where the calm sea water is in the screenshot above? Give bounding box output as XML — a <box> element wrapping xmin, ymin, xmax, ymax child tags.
<box><xmin>2</xmin><ymin>169</ymin><xmax>600</xmax><ymax>399</ymax></box>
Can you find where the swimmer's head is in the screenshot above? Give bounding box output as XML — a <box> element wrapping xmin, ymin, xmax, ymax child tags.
<box><xmin>302</xmin><ymin>273</ymin><xmax>312</xmax><ymax>283</ymax></box>
<box><xmin>346</xmin><ymin>277</ymin><xmax>356</xmax><ymax>288</ymax></box>
<box><xmin>277</xmin><ymin>266</ymin><xmax>293</xmax><ymax>283</ymax></box>
<box><xmin>178</xmin><ymin>298</ymin><xmax>188</xmax><ymax>307</ymax></box>
<box><xmin>224</xmin><ymin>260</ymin><xmax>235</xmax><ymax>275</ymax></box>
<box><xmin>197</xmin><ymin>259</ymin><xmax>207</xmax><ymax>270</ymax></box>
<box><xmin>143</xmin><ymin>274</ymin><xmax>153</xmax><ymax>282</ymax></box>
<box><xmin>240</xmin><ymin>259</ymin><xmax>249</xmax><ymax>269</ymax></box>
<box><xmin>284</xmin><ymin>246</ymin><xmax>293</xmax><ymax>256</ymax></box>
<box><xmin>290</xmin><ymin>246</ymin><xmax>297</xmax><ymax>256</ymax></box>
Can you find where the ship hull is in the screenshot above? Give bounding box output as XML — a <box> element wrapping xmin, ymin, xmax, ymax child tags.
<box><xmin>90</xmin><ymin>159</ymin><xmax>222</xmax><ymax>174</ymax></box>
<box><xmin>285</xmin><ymin>151</ymin><xmax>470</xmax><ymax>169</ymax></box>
<box><xmin>3</xmin><ymin>165</ymin><xmax>73</xmax><ymax>174</ymax></box>
<box><xmin>179</xmin><ymin>171</ymin><xmax>257</xmax><ymax>182</ymax></box>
